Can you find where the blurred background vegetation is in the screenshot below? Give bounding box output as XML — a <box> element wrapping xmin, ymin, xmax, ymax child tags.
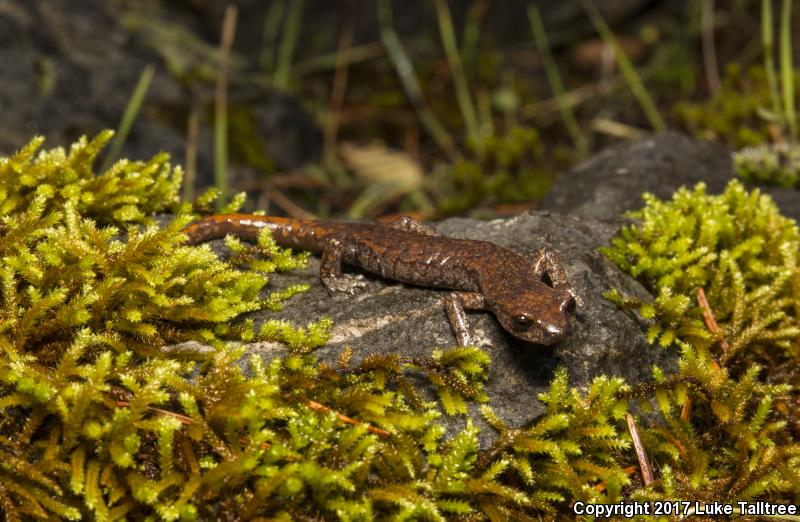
<box><xmin>0</xmin><ymin>0</ymin><xmax>795</xmax><ymax>219</ymax></box>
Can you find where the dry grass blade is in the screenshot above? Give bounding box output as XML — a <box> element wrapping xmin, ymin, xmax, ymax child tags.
<box><xmin>591</xmin><ymin>118</ymin><xmax>647</xmax><ymax>140</ymax></box>
<box><xmin>339</xmin><ymin>142</ymin><xmax>424</xmax><ymax>218</ymax></box>
<box><xmin>626</xmin><ymin>413</ymin><xmax>654</xmax><ymax>486</ymax></box>
<box><xmin>183</xmin><ymin>107</ymin><xmax>199</xmax><ymax>201</ymax></box>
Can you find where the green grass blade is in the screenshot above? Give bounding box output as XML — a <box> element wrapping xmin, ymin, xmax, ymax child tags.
<box><xmin>780</xmin><ymin>0</ymin><xmax>796</xmax><ymax>140</ymax></box>
<box><xmin>432</xmin><ymin>0</ymin><xmax>482</xmax><ymax>156</ymax></box>
<box><xmin>528</xmin><ymin>4</ymin><xmax>588</xmax><ymax>158</ymax></box>
<box><xmin>101</xmin><ymin>64</ymin><xmax>155</xmax><ymax>172</ymax></box>
<box><xmin>215</xmin><ymin>5</ymin><xmax>237</xmax><ymax>207</ymax></box>
<box><xmin>762</xmin><ymin>0</ymin><xmax>782</xmax><ymax>120</ymax></box>
<box><xmin>581</xmin><ymin>0</ymin><xmax>665</xmax><ymax>132</ymax></box>
<box><xmin>377</xmin><ymin>0</ymin><xmax>457</xmax><ymax>159</ymax></box>
<box><xmin>259</xmin><ymin>0</ymin><xmax>287</xmax><ymax>73</ymax></box>
<box><xmin>294</xmin><ymin>43</ymin><xmax>384</xmax><ymax>76</ymax></box>
<box><xmin>461</xmin><ymin>0</ymin><xmax>489</xmax><ymax>72</ymax></box>
<box><xmin>273</xmin><ymin>0</ymin><xmax>304</xmax><ymax>90</ymax></box>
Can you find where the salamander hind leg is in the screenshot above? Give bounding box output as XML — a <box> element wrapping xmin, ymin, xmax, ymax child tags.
<box><xmin>387</xmin><ymin>216</ymin><xmax>440</xmax><ymax>236</ymax></box>
<box><xmin>320</xmin><ymin>238</ymin><xmax>375</xmax><ymax>296</ymax></box>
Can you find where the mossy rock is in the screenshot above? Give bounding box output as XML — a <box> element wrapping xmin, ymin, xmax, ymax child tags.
<box><xmin>1</xmin><ymin>133</ymin><xmax>798</xmax><ymax>520</ymax></box>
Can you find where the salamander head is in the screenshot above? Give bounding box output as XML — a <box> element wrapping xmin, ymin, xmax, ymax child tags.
<box><xmin>487</xmin><ymin>282</ymin><xmax>576</xmax><ymax>345</ymax></box>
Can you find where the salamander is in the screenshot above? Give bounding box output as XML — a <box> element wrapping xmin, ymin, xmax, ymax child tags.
<box><xmin>183</xmin><ymin>214</ymin><xmax>578</xmax><ymax>346</ymax></box>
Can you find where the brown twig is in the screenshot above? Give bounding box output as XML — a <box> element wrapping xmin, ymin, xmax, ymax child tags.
<box><xmin>183</xmin><ymin>107</ymin><xmax>199</xmax><ymax>201</ymax></box>
<box><xmin>112</xmin><ymin>400</ymin><xmax>194</xmax><ymax>425</ymax></box>
<box><xmin>323</xmin><ymin>0</ymin><xmax>355</xmax><ymax>163</ymax></box>
<box><xmin>680</xmin><ymin>396</ymin><xmax>692</xmax><ymax>421</ymax></box>
<box><xmin>111</xmin><ymin>397</ymin><xmax>389</xmax><ymax>439</ymax></box>
<box><xmin>693</xmin><ymin>287</ymin><xmax>727</xmax><ymax>416</ymax></box>
<box><xmin>626</xmin><ymin>413</ymin><xmax>654</xmax><ymax>486</ymax></box>
<box><xmin>696</xmin><ymin>287</ymin><xmax>730</xmax><ymax>355</ymax></box>
<box><xmin>306</xmin><ymin>400</ymin><xmax>391</xmax><ymax>438</ymax></box>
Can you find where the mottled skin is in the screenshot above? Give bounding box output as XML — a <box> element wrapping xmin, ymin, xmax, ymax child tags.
<box><xmin>183</xmin><ymin>214</ymin><xmax>578</xmax><ymax>346</ymax></box>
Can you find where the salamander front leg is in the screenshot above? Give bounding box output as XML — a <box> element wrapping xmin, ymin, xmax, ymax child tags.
<box><xmin>443</xmin><ymin>291</ymin><xmax>487</xmax><ymax>346</ymax></box>
<box><xmin>386</xmin><ymin>216</ymin><xmax>440</xmax><ymax>236</ymax></box>
<box><xmin>320</xmin><ymin>238</ymin><xmax>372</xmax><ymax>295</ymax></box>
<box><xmin>531</xmin><ymin>248</ymin><xmax>583</xmax><ymax>307</ymax></box>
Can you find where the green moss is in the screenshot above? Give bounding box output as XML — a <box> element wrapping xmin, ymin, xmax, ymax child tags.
<box><xmin>3</xmin><ymin>134</ymin><xmax>798</xmax><ymax>519</ymax></box>
<box><xmin>602</xmin><ymin>180</ymin><xmax>800</xmax><ymax>362</ymax></box>
<box><xmin>434</xmin><ymin>125</ymin><xmax>554</xmax><ymax>214</ymax></box>
<box><xmin>0</xmin><ymin>134</ymin><xmax>630</xmax><ymax>520</ymax></box>
<box><xmin>0</xmin><ymin>131</ymin><xmax>187</xmax><ymax>226</ymax></box>
<box><xmin>734</xmin><ymin>142</ymin><xmax>800</xmax><ymax>188</ymax></box>
<box><xmin>227</xmin><ymin>105</ymin><xmax>276</xmax><ymax>175</ymax></box>
<box><xmin>603</xmin><ymin>179</ymin><xmax>800</xmax><ymax>509</ymax></box>
<box><xmin>637</xmin><ymin>343</ymin><xmax>800</xmax><ymax>505</ymax></box>
<box><xmin>676</xmin><ymin>64</ymin><xmax>800</xmax><ymax>148</ymax></box>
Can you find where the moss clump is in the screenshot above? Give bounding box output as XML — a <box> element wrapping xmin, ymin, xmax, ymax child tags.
<box><xmin>601</xmin><ymin>180</ymin><xmax>800</xmax><ymax>363</ymax></box>
<box><xmin>603</xmin><ymin>179</ymin><xmax>800</xmax><ymax>509</ymax></box>
<box><xmin>4</xmin><ymin>133</ymin><xmax>798</xmax><ymax>520</ymax></box>
<box><xmin>0</xmin><ymin>134</ymin><xmax>637</xmax><ymax>520</ymax></box>
<box><xmin>675</xmin><ymin>64</ymin><xmax>800</xmax><ymax>148</ymax></box>
<box><xmin>638</xmin><ymin>343</ymin><xmax>800</xmax><ymax>505</ymax></box>
<box><xmin>433</xmin><ymin>125</ymin><xmax>555</xmax><ymax>214</ymax></box>
<box><xmin>0</xmin><ymin>130</ymin><xmax>185</xmax><ymax>226</ymax></box>
<box><xmin>734</xmin><ymin>142</ymin><xmax>800</xmax><ymax>188</ymax></box>
<box><xmin>478</xmin><ymin>370</ymin><xmax>631</xmax><ymax>513</ymax></box>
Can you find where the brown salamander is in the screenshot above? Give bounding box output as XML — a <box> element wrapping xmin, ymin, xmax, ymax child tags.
<box><xmin>183</xmin><ymin>214</ymin><xmax>578</xmax><ymax>346</ymax></box>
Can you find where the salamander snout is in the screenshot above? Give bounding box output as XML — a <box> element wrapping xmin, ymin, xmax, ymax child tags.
<box><xmin>529</xmin><ymin>289</ymin><xmax>577</xmax><ymax>344</ymax></box>
<box><xmin>539</xmin><ymin>316</ymin><xmax>571</xmax><ymax>343</ymax></box>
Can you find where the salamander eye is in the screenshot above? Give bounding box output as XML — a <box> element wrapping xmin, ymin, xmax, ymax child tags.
<box><xmin>511</xmin><ymin>315</ymin><xmax>532</xmax><ymax>331</ymax></box>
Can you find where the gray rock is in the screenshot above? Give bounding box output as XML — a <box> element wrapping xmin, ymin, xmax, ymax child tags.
<box><xmin>540</xmin><ymin>131</ymin><xmax>734</xmax><ymax>219</ymax></box>
<box><xmin>760</xmin><ymin>186</ymin><xmax>800</xmax><ymax>222</ymax></box>
<box><xmin>195</xmin><ymin>213</ymin><xmax>675</xmax><ymax>448</ymax></box>
<box><xmin>540</xmin><ymin>130</ymin><xmax>800</xmax><ymax>224</ymax></box>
